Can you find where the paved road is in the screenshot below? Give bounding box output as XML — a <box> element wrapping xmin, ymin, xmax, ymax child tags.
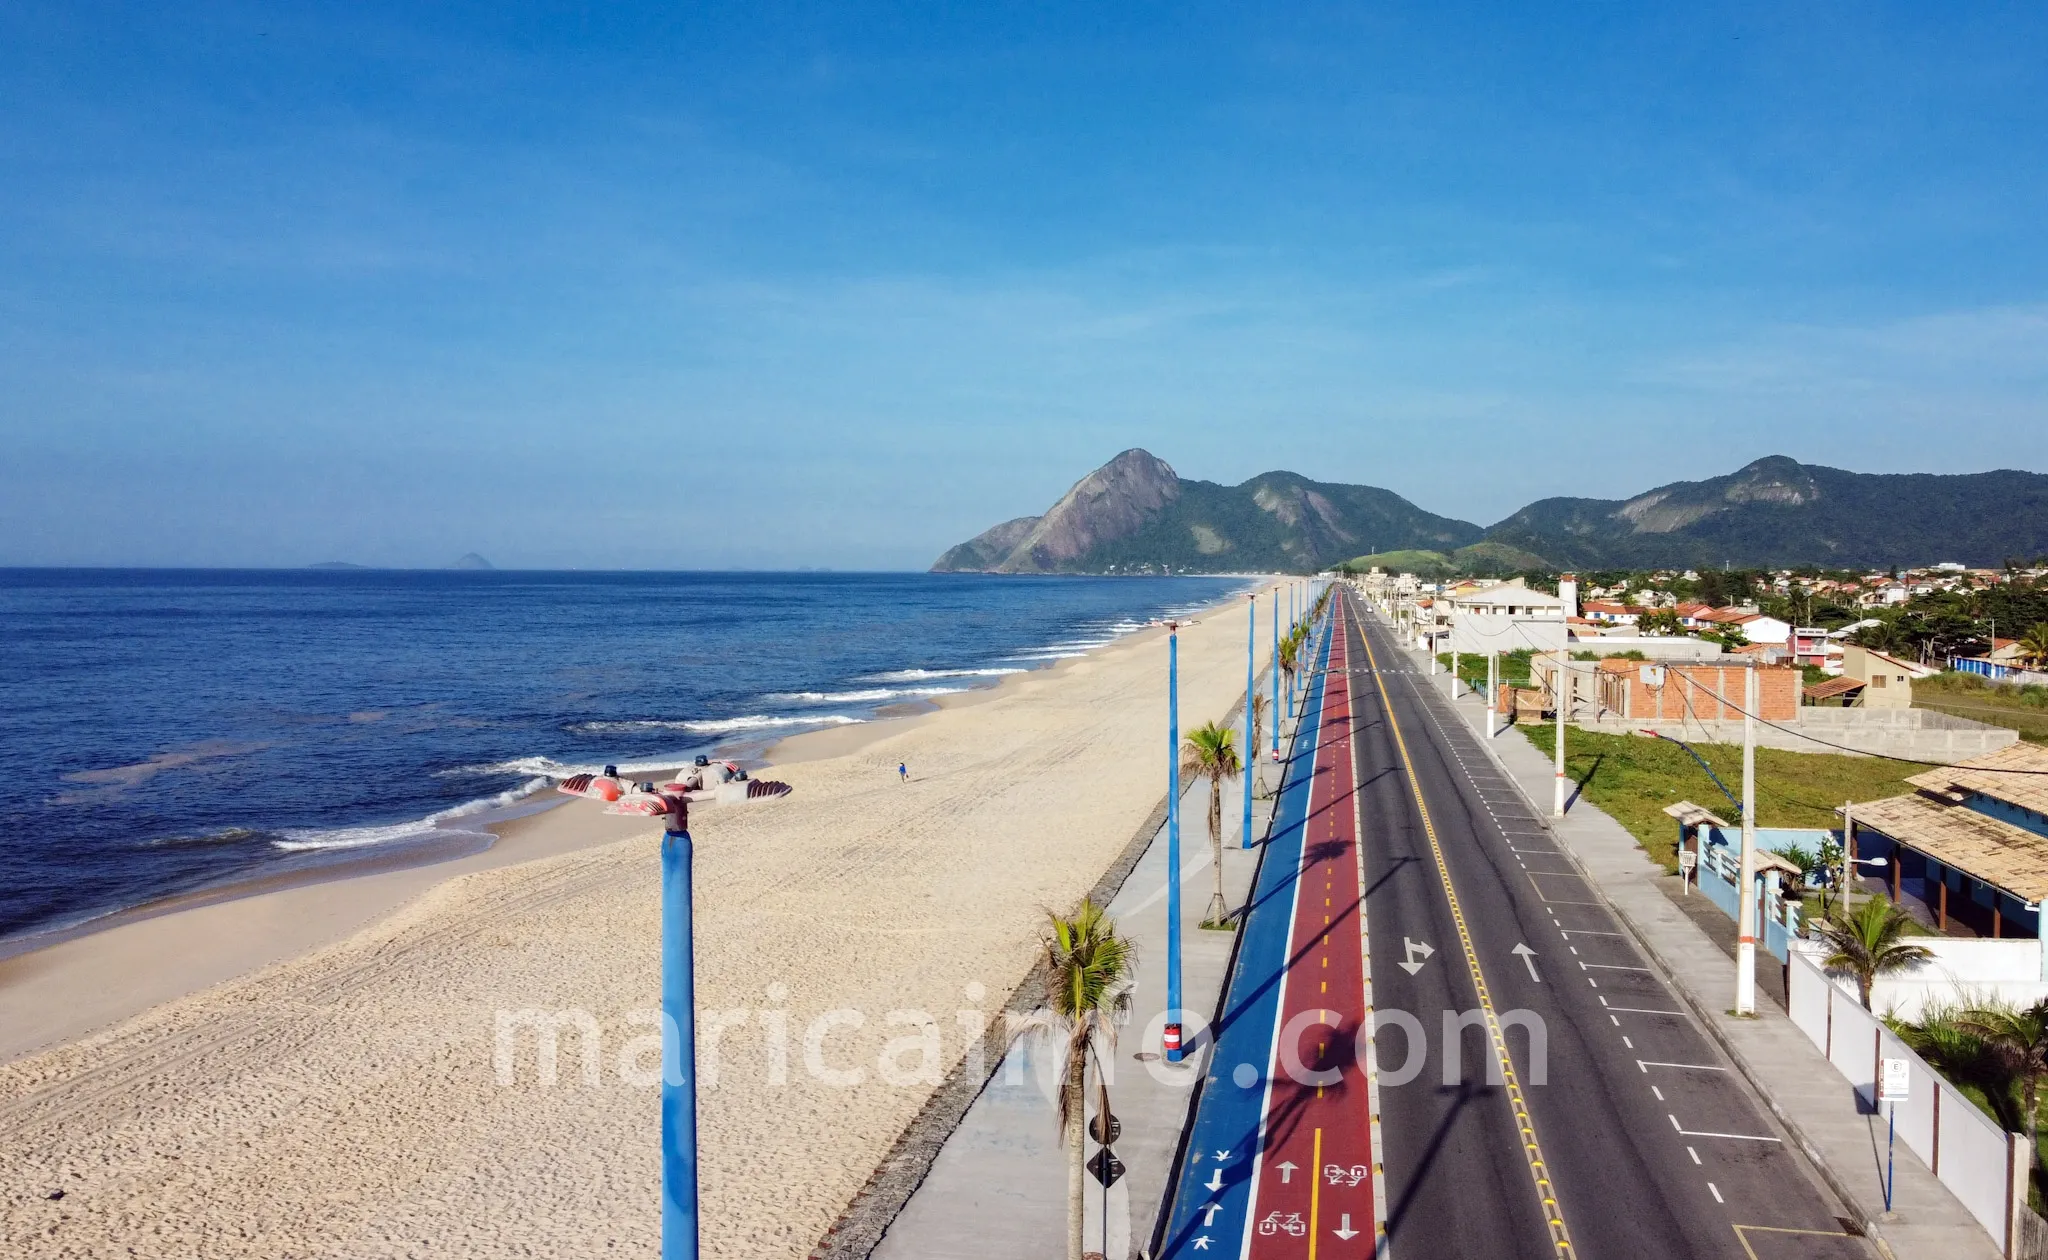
<box><xmin>1158</xmin><ymin>600</ymin><xmax>1388</xmax><ymax>1258</ymax></box>
<box><xmin>1342</xmin><ymin>589</ymin><xmax>1871</xmax><ymax>1260</ymax></box>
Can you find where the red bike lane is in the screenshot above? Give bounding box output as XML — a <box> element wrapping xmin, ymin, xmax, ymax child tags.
<box><xmin>1241</xmin><ymin>600</ymin><xmax>1381</xmax><ymax>1257</ymax></box>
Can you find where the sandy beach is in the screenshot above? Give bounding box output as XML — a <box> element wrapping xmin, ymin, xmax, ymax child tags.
<box><xmin>1</xmin><ymin>580</ymin><xmax>1282</xmax><ymax>1258</ymax></box>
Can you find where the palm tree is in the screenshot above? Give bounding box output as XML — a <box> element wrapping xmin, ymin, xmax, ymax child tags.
<box><xmin>1045</xmin><ymin>901</ymin><xmax>1134</xmax><ymax>1260</ymax></box>
<box><xmin>1289</xmin><ymin>623</ymin><xmax>1310</xmax><ymax>680</ymax></box>
<box><xmin>1894</xmin><ymin>1005</ymin><xmax>2017</xmax><ymax>1124</ymax></box>
<box><xmin>1853</xmin><ymin>617</ymin><xmax>1905</xmax><ymax>655</ymax></box>
<box><xmin>1183</xmin><ymin>721</ymin><xmax>1243</xmax><ymax>927</ymax></box>
<box><xmin>2019</xmin><ymin>622</ymin><xmax>2048</xmax><ymax>668</ymax></box>
<box><xmin>1811</xmin><ymin>896</ymin><xmax>1933</xmax><ymax>1010</ymax></box>
<box><xmin>1277</xmin><ymin>634</ymin><xmax>1301</xmax><ymax>700</ymax></box>
<box><xmin>1953</xmin><ymin>999</ymin><xmax>2048</xmax><ymax>1180</ymax></box>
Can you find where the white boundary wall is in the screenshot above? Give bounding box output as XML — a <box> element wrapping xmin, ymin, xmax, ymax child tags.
<box><xmin>1788</xmin><ymin>944</ymin><xmax>2028</xmax><ymax>1253</ymax></box>
<box><xmin>1448</xmin><ymin>613</ymin><xmax>1565</xmax><ymax>656</ymax></box>
<box><xmin>1862</xmin><ymin>940</ymin><xmax>2048</xmax><ymax>1021</ymax></box>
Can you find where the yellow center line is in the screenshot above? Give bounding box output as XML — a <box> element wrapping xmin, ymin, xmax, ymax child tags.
<box><xmin>1359</xmin><ymin>615</ymin><xmax>1576</xmax><ymax>1258</ymax></box>
<box><xmin>1309</xmin><ymin>1126</ymin><xmax>1324</xmax><ymax>1259</ymax></box>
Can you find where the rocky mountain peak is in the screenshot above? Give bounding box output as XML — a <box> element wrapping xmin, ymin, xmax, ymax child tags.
<box><xmin>989</xmin><ymin>449</ymin><xmax>1182</xmax><ymax>573</ymax></box>
<box><xmin>1722</xmin><ymin>456</ymin><xmax>1821</xmax><ymax>506</ymax></box>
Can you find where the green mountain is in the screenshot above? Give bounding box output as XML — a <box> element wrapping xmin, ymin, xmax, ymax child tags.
<box><xmin>1483</xmin><ymin>456</ymin><xmax>2048</xmax><ymax>570</ymax></box>
<box><xmin>1342</xmin><ymin>540</ymin><xmax>1552</xmax><ymax>579</ymax></box>
<box><xmin>936</xmin><ymin>452</ymin><xmax>2048</xmax><ymax>576</ymax></box>
<box><xmin>930</xmin><ymin>449</ymin><xmax>1481</xmax><ymax>574</ymax></box>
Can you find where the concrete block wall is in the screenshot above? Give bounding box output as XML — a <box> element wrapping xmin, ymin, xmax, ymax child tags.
<box><xmin>1578</xmin><ymin>708</ymin><xmax>2018</xmax><ymax>763</ymax></box>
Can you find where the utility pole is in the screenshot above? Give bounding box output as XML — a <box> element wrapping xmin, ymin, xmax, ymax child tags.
<box><xmin>1486</xmin><ymin>649</ymin><xmax>1498</xmax><ymax>738</ymax></box>
<box><xmin>1552</xmin><ymin>648</ymin><xmax>1568</xmax><ymax>816</ymax></box>
<box><xmin>1735</xmin><ymin>663</ymin><xmax>1759</xmax><ymax>1016</ymax></box>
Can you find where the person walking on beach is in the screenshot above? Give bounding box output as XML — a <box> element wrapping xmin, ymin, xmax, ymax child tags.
<box><xmin>898</xmin><ymin>762</ymin><xmax>909</xmax><ymax>783</ymax></box>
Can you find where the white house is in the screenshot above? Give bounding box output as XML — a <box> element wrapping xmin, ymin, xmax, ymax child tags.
<box><xmin>1722</xmin><ymin>613</ymin><xmax>1792</xmax><ymax>647</ymax></box>
<box><xmin>1447</xmin><ymin>579</ymin><xmax>1569</xmax><ymax>655</ymax></box>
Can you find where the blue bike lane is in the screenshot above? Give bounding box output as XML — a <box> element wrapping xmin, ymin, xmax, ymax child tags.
<box><xmin>1154</xmin><ymin>607</ymin><xmax>1336</xmax><ymax>1259</ymax></box>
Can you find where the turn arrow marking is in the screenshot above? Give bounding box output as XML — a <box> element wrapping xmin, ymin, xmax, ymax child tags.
<box><xmin>1399</xmin><ymin>937</ymin><xmax>1434</xmax><ymax>975</ymax></box>
<box><xmin>1512</xmin><ymin>942</ymin><xmax>1541</xmax><ymax>981</ymax></box>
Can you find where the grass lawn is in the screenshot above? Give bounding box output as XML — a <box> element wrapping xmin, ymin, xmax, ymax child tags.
<box><xmin>1914</xmin><ymin>672</ymin><xmax>2048</xmax><ymax>745</ymax></box>
<box><xmin>1515</xmin><ymin>724</ymin><xmax>1920</xmax><ymax>871</ymax></box>
<box><xmin>1436</xmin><ymin>650</ymin><xmax>1536</xmax><ymax>693</ymax></box>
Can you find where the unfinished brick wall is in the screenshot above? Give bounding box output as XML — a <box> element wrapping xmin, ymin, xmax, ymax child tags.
<box><xmin>1595</xmin><ymin>660</ymin><xmax>1799</xmax><ymax>722</ymax></box>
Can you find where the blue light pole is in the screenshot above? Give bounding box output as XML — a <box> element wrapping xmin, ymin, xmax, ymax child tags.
<box><xmin>1165</xmin><ymin>622</ymin><xmax>1185</xmax><ymax>1062</ymax></box>
<box><xmin>661</xmin><ymin>824</ymin><xmax>699</xmax><ymax>1260</ymax></box>
<box><xmin>1242</xmin><ymin>594</ymin><xmax>1255</xmax><ymax>849</ymax></box>
<box><xmin>1270</xmin><ymin>588</ymin><xmax>1280</xmax><ymax>758</ymax></box>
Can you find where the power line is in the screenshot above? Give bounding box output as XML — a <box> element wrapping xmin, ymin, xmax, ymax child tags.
<box><xmin>1654</xmin><ymin>665</ymin><xmax>2048</xmax><ymax>775</ymax></box>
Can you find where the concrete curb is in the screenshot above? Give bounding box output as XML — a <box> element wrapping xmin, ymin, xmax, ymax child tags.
<box><xmin>1397</xmin><ymin>635</ymin><xmax>1905</xmax><ymax>1255</ymax></box>
<box><xmin>807</xmin><ymin>686</ymin><xmax>1265</xmax><ymax>1259</ymax></box>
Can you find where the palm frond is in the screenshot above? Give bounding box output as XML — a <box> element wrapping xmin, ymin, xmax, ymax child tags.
<box><xmin>1181</xmin><ymin>721</ymin><xmax>1241</xmax><ymax>781</ymax></box>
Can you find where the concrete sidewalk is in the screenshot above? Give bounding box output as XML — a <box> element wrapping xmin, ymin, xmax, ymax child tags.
<box><xmin>869</xmin><ymin>682</ymin><xmax>1312</xmax><ymax>1260</ymax></box>
<box><xmin>1407</xmin><ymin>636</ymin><xmax>2001</xmax><ymax>1260</ymax></box>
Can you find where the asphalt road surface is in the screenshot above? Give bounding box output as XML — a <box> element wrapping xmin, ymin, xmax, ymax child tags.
<box><xmin>1343</xmin><ymin>587</ymin><xmax>1870</xmax><ymax>1260</ymax></box>
<box><xmin>1156</xmin><ymin>589</ymin><xmax>1875</xmax><ymax>1259</ymax></box>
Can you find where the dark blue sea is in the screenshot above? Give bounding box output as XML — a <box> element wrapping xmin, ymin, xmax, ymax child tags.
<box><xmin>0</xmin><ymin>570</ymin><xmax>1249</xmax><ymax>941</ymax></box>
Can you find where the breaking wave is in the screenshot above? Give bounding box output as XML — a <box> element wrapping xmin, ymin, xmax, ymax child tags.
<box><xmin>861</xmin><ymin>667</ymin><xmax>1027</xmax><ymax>681</ymax></box>
<box><xmin>762</xmin><ymin>686</ymin><xmax>967</xmax><ymax>704</ymax></box>
<box><xmin>271</xmin><ymin>778</ymin><xmax>548</xmax><ymax>852</ymax></box>
<box><xmin>568</xmin><ymin>714</ymin><xmax>866</xmax><ymax>735</ymax></box>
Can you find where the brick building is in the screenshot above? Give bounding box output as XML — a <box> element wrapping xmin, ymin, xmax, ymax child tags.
<box><xmin>1591</xmin><ymin>659</ymin><xmax>1800</xmax><ymax>722</ymax></box>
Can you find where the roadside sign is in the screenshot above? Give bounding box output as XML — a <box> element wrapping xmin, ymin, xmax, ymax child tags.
<box><xmin>1879</xmin><ymin>1057</ymin><xmax>1911</xmax><ymax>1102</ymax></box>
<box><xmin>1677</xmin><ymin>852</ymin><xmax>1698</xmax><ymax>871</ymax></box>
<box><xmin>1088</xmin><ymin>1112</ymin><xmax>1122</xmax><ymax>1146</ymax></box>
<box><xmin>1086</xmin><ymin>1149</ymin><xmax>1126</xmax><ymax>1188</ymax></box>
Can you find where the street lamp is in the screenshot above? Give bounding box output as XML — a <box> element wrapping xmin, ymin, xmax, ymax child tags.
<box><xmin>1270</xmin><ymin>587</ymin><xmax>1281</xmax><ymax>762</ymax></box>
<box><xmin>604</xmin><ymin>791</ymin><xmax>698</xmax><ymax>1260</ymax></box>
<box><xmin>1165</xmin><ymin>621</ymin><xmax>1185</xmax><ymax>1062</ymax></box>
<box><xmin>1242</xmin><ymin>594</ymin><xmax>1256</xmax><ymax>849</ymax></box>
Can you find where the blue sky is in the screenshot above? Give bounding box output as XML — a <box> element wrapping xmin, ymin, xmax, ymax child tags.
<box><xmin>3</xmin><ymin>2</ymin><xmax>2046</xmax><ymax>569</ymax></box>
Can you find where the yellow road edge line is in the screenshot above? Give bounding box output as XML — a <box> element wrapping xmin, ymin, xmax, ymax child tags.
<box><xmin>1357</xmin><ymin>604</ymin><xmax>1576</xmax><ymax>1259</ymax></box>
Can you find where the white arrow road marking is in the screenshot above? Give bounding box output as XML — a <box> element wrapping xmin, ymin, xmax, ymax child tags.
<box><xmin>1204</xmin><ymin>1168</ymin><xmax>1226</xmax><ymax>1192</ymax></box>
<box><xmin>1275</xmin><ymin>1160</ymin><xmax>1297</xmax><ymax>1184</ymax></box>
<box><xmin>1201</xmin><ymin>1203</ymin><xmax>1222</xmax><ymax>1227</ymax></box>
<box><xmin>1333</xmin><ymin>1213</ymin><xmax>1359</xmax><ymax>1241</ymax></box>
<box><xmin>1399</xmin><ymin>937</ymin><xmax>1434</xmax><ymax>975</ymax></box>
<box><xmin>1511</xmin><ymin>942</ymin><xmax>1541</xmax><ymax>981</ymax></box>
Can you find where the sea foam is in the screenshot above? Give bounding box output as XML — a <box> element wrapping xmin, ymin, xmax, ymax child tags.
<box><xmin>762</xmin><ymin>686</ymin><xmax>967</xmax><ymax>704</ymax></box>
<box><xmin>271</xmin><ymin>778</ymin><xmax>549</xmax><ymax>852</ymax></box>
<box><xmin>568</xmin><ymin>714</ymin><xmax>866</xmax><ymax>735</ymax></box>
<box><xmin>862</xmin><ymin>667</ymin><xmax>1026</xmax><ymax>681</ymax></box>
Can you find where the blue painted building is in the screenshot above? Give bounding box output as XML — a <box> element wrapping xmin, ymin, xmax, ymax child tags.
<box><xmin>1846</xmin><ymin>743</ymin><xmax>2048</xmax><ymax>978</ymax></box>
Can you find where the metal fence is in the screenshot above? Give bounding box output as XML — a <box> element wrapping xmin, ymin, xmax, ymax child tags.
<box><xmin>1950</xmin><ymin>657</ymin><xmax>2048</xmax><ymax>687</ymax></box>
<box><xmin>1693</xmin><ymin>842</ymin><xmax>1803</xmax><ymax>962</ymax></box>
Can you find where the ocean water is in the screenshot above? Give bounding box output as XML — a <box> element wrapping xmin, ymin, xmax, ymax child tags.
<box><xmin>0</xmin><ymin>569</ymin><xmax>1250</xmax><ymax>941</ymax></box>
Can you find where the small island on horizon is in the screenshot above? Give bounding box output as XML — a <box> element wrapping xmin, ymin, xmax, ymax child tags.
<box><xmin>307</xmin><ymin>554</ymin><xmax>495</xmax><ymax>571</ymax></box>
